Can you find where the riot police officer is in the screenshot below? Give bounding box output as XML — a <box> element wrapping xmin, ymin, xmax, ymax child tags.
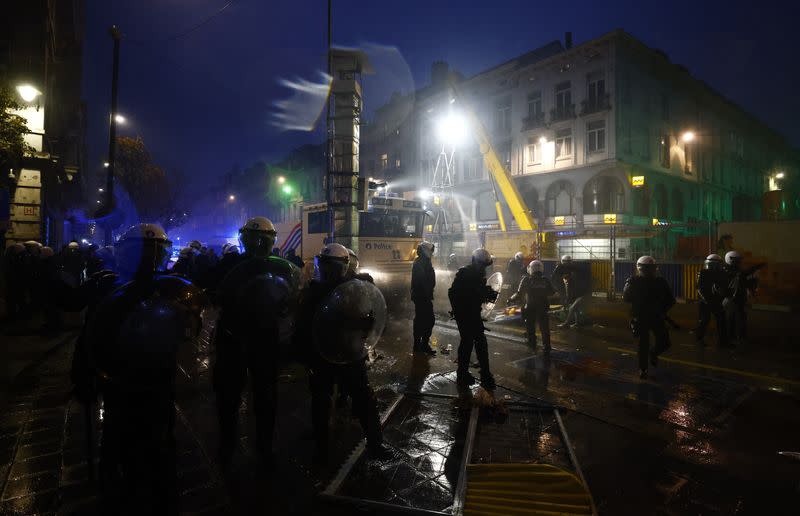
<box><xmin>82</xmin><ymin>224</ymin><xmax>206</xmax><ymax>514</ymax></box>
<box><xmin>505</xmin><ymin>252</ymin><xmax>525</xmax><ymax>293</ymax></box>
<box><xmin>552</xmin><ymin>255</ymin><xmax>589</xmax><ymax>328</ymax></box>
<box><xmin>510</xmin><ymin>260</ymin><xmax>555</xmax><ymax>352</ymax></box>
<box><xmin>214</xmin><ymin>217</ymin><xmax>299</xmax><ymax>466</ymax></box>
<box><xmin>296</xmin><ymin>243</ymin><xmax>390</xmax><ymax>464</ymax></box>
<box><xmin>623</xmin><ymin>256</ymin><xmax>675</xmax><ymax>379</ymax></box>
<box><xmin>695</xmin><ymin>254</ymin><xmax>728</xmax><ymax>347</ymax></box>
<box><xmin>411</xmin><ymin>241</ymin><xmax>436</xmax><ymax>355</ymax></box>
<box><xmin>3</xmin><ymin>243</ymin><xmax>27</xmax><ymax>321</ymax></box>
<box><xmin>722</xmin><ymin>250</ymin><xmax>763</xmax><ymax>347</ymax></box>
<box><xmin>448</xmin><ymin>248</ymin><xmax>498</xmax><ymax>390</ymax></box>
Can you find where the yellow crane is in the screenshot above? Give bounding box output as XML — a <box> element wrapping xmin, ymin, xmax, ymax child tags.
<box><xmin>451</xmin><ymin>83</ymin><xmax>538</xmax><ymax>232</ymax></box>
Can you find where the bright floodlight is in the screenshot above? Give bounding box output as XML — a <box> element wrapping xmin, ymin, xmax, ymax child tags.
<box><xmin>282</xmin><ymin>185</ymin><xmax>293</xmax><ymax>194</ymax></box>
<box><xmin>436</xmin><ymin>113</ymin><xmax>467</xmax><ymax>145</ymax></box>
<box><xmin>16</xmin><ymin>84</ymin><xmax>41</xmax><ymax>102</ymax></box>
<box><xmin>419</xmin><ymin>190</ymin><xmax>432</xmax><ymax>200</ymax></box>
<box><xmin>539</xmin><ymin>136</ymin><xmax>547</xmax><ymax>144</ymax></box>
<box><xmin>103</xmin><ymin>162</ymin><xmax>110</xmax><ymax>168</ymax></box>
<box><xmin>228</xmin><ymin>194</ymin><xmax>236</xmax><ymax>201</ymax></box>
<box><xmin>277</xmin><ymin>176</ymin><xmax>286</xmax><ymax>184</ymax></box>
<box><xmin>114</xmin><ymin>114</ymin><xmax>126</xmax><ymax>124</ymax></box>
<box><xmin>775</xmin><ymin>172</ymin><xmax>785</xmax><ymax>179</ymax></box>
<box><xmin>681</xmin><ymin>131</ymin><xmax>695</xmax><ymax>143</ymax></box>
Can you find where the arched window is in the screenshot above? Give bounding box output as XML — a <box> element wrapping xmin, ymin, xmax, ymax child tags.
<box><xmin>671</xmin><ymin>187</ymin><xmax>684</xmax><ymax>221</ymax></box>
<box><xmin>652</xmin><ymin>184</ymin><xmax>668</xmax><ymax>218</ymax></box>
<box><xmin>546</xmin><ymin>181</ymin><xmax>575</xmax><ymax>217</ymax></box>
<box><xmin>521</xmin><ymin>186</ymin><xmax>539</xmax><ymax>215</ymax></box>
<box><xmin>476</xmin><ymin>191</ymin><xmax>496</xmax><ymax>221</ymax></box>
<box><xmin>632</xmin><ymin>185</ymin><xmax>650</xmax><ymax>217</ymax></box>
<box><xmin>583</xmin><ymin>176</ymin><xmax>624</xmax><ymax>214</ymax></box>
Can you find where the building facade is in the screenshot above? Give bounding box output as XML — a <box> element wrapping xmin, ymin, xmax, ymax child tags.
<box><xmin>361</xmin><ymin>30</ymin><xmax>799</xmax><ymax>262</ymax></box>
<box><xmin>1</xmin><ymin>0</ymin><xmax>86</xmax><ymax>249</ymax></box>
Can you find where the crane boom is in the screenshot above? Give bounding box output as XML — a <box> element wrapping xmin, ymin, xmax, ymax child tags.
<box><xmin>453</xmin><ymin>85</ymin><xmax>537</xmax><ymax>232</ymax></box>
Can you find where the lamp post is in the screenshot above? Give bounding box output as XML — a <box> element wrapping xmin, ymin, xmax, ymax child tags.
<box><xmin>103</xmin><ymin>26</ymin><xmax>121</xmax><ymax>245</ymax></box>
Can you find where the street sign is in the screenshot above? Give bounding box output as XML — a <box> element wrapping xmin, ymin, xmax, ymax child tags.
<box><xmin>603</xmin><ymin>213</ymin><xmax>617</xmax><ymax>224</ymax></box>
<box><xmin>554</xmin><ymin>216</ymin><xmax>565</xmax><ymax>226</ymax></box>
<box><xmin>631</xmin><ymin>176</ymin><xmax>645</xmax><ymax>187</ymax></box>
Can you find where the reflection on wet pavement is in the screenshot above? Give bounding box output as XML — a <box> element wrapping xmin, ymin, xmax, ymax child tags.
<box><xmin>337</xmin><ymin>395</ymin><xmax>465</xmax><ymax>513</ymax></box>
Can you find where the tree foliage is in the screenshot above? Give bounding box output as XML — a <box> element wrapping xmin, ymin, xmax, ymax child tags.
<box><xmin>114</xmin><ymin>136</ymin><xmax>187</xmax><ymax>228</ymax></box>
<box><xmin>0</xmin><ymin>84</ymin><xmax>33</xmax><ymax>170</ymax></box>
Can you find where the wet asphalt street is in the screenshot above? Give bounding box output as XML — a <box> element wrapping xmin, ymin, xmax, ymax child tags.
<box><xmin>0</xmin><ymin>302</ymin><xmax>799</xmax><ymax>515</ymax></box>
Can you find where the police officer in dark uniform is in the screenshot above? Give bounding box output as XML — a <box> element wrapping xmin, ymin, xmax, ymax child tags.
<box><xmin>213</xmin><ymin>217</ymin><xmax>299</xmax><ymax>467</ymax></box>
<box><xmin>510</xmin><ymin>260</ymin><xmax>555</xmax><ymax>352</ymax></box>
<box><xmin>81</xmin><ymin>224</ymin><xmax>206</xmax><ymax>514</ymax></box>
<box><xmin>411</xmin><ymin>241</ymin><xmax>436</xmax><ymax>355</ymax></box>
<box><xmin>722</xmin><ymin>250</ymin><xmax>763</xmax><ymax>348</ymax></box>
<box><xmin>448</xmin><ymin>248</ymin><xmax>498</xmax><ymax>390</ymax></box>
<box><xmin>505</xmin><ymin>252</ymin><xmax>525</xmax><ymax>294</ymax></box>
<box><xmin>296</xmin><ymin>243</ymin><xmax>390</xmax><ymax>464</ymax></box>
<box><xmin>3</xmin><ymin>243</ymin><xmax>27</xmax><ymax>321</ymax></box>
<box><xmin>623</xmin><ymin>256</ymin><xmax>675</xmax><ymax>379</ymax></box>
<box><xmin>694</xmin><ymin>254</ymin><xmax>728</xmax><ymax>347</ymax></box>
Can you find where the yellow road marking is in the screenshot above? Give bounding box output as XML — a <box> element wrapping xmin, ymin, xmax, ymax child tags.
<box><xmin>607</xmin><ymin>346</ymin><xmax>800</xmax><ymax>387</ymax></box>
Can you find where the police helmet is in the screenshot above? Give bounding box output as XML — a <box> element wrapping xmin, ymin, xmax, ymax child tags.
<box><xmin>318</xmin><ymin>243</ymin><xmax>350</xmax><ymax>282</ymax></box>
<box><xmin>471</xmin><ymin>248</ymin><xmax>493</xmax><ymax>268</ymax></box>
<box><xmin>417</xmin><ymin>241</ymin><xmax>435</xmax><ymax>259</ymax></box>
<box><xmin>636</xmin><ymin>255</ymin><xmax>657</xmax><ymax>276</ymax></box>
<box><xmin>527</xmin><ymin>259</ymin><xmax>544</xmax><ymax>275</ymax></box>
<box><xmin>514</xmin><ymin>252</ymin><xmax>524</xmax><ymax>261</ymax></box>
<box><xmin>41</xmin><ymin>246</ymin><xmax>54</xmax><ymax>258</ymax></box>
<box><xmin>67</xmin><ymin>242</ymin><xmax>79</xmax><ymax>250</ymax></box>
<box><xmin>224</xmin><ymin>244</ymin><xmax>240</xmax><ymax>255</ymax></box>
<box><xmin>115</xmin><ymin>223</ymin><xmax>172</xmax><ymax>275</ymax></box>
<box><xmin>724</xmin><ymin>250</ymin><xmax>742</xmax><ymax>266</ymax></box>
<box><xmin>239</xmin><ymin>216</ymin><xmax>277</xmax><ymax>256</ymax></box>
<box><xmin>189</xmin><ymin>240</ymin><xmax>202</xmax><ymax>251</ymax></box>
<box><xmin>561</xmin><ymin>255</ymin><xmax>573</xmax><ymax>264</ymax></box>
<box><xmin>704</xmin><ymin>254</ymin><xmax>723</xmax><ymax>269</ymax></box>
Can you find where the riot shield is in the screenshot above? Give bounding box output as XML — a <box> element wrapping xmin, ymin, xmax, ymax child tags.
<box><xmin>481</xmin><ymin>271</ymin><xmax>503</xmax><ymax>320</ymax></box>
<box><xmin>313</xmin><ymin>279</ymin><xmax>387</xmax><ymax>364</ymax></box>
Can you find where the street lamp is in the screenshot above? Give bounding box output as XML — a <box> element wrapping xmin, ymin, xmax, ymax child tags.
<box><xmin>277</xmin><ymin>176</ymin><xmax>286</xmax><ymax>185</ymax></box>
<box><xmin>776</xmin><ymin>172</ymin><xmax>785</xmax><ymax>179</ymax></box>
<box><xmin>282</xmin><ymin>185</ymin><xmax>293</xmax><ymax>195</ymax></box>
<box><xmin>103</xmin><ymin>162</ymin><xmax>109</xmax><ymax>168</ymax></box>
<box><xmin>114</xmin><ymin>114</ymin><xmax>126</xmax><ymax>124</ymax></box>
<box><xmin>16</xmin><ymin>84</ymin><xmax>41</xmax><ymax>103</ymax></box>
<box><xmin>436</xmin><ymin>112</ymin><xmax>468</xmax><ymax>146</ymax></box>
<box><xmin>228</xmin><ymin>194</ymin><xmax>236</xmax><ymax>201</ymax></box>
<box><xmin>681</xmin><ymin>131</ymin><xmax>695</xmax><ymax>143</ymax></box>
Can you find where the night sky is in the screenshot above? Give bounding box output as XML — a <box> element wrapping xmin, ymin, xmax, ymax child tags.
<box><xmin>82</xmin><ymin>0</ymin><xmax>799</xmax><ymax>194</ymax></box>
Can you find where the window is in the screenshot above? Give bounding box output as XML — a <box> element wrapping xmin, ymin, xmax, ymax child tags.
<box><xmin>527</xmin><ymin>91</ymin><xmax>542</xmax><ymax>118</ymax></box>
<box><xmin>586</xmin><ymin>120</ymin><xmax>606</xmax><ymax>152</ymax></box>
<box><xmin>307</xmin><ymin>210</ymin><xmax>328</xmax><ymax>234</ymax></box>
<box><xmin>499</xmin><ymin>141</ymin><xmax>511</xmax><ymax>169</ymax></box>
<box><xmin>380</xmin><ymin>153</ymin><xmax>388</xmax><ymax>170</ymax></box>
<box><xmin>464</xmin><ymin>155</ymin><xmax>480</xmax><ymax>180</ymax></box>
<box><xmin>587</xmin><ymin>73</ymin><xmax>605</xmax><ymax>107</ymax></box>
<box><xmin>555</xmin><ymin>81</ymin><xmax>571</xmax><ymax>112</ymax></box>
<box><xmin>526</xmin><ymin>137</ymin><xmax>541</xmax><ymax>164</ymax></box>
<box><xmin>659</xmin><ymin>135</ymin><xmax>670</xmax><ymax>168</ymax></box>
<box><xmin>546</xmin><ymin>181</ymin><xmax>575</xmax><ymax>216</ymax></box>
<box><xmin>395</xmin><ymin>151</ymin><xmax>401</xmax><ymax>168</ymax></box>
<box><xmin>555</xmin><ymin>128</ymin><xmax>572</xmax><ymax>159</ymax></box>
<box><xmin>685</xmin><ymin>143</ymin><xmax>694</xmax><ymax>175</ymax></box>
<box><xmin>359</xmin><ymin>211</ymin><xmax>424</xmax><ymax>238</ymax></box>
<box><xmin>494</xmin><ymin>96</ymin><xmax>511</xmax><ymax>132</ymax></box>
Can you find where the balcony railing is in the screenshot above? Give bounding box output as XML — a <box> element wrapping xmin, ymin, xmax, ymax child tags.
<box><xmin>521</xmin><ymin>112</ymin><xmax>546</xmax><ymax>130</ymax></box>
<box><xmin>580</xmin><ymin>93</ymin><xmax>611</xmax><ymax>115</ymax></box>
<box><xmin>550</xmin><ymin>104</ymin><xmax>575</xmax><ymax>123</ymax></box>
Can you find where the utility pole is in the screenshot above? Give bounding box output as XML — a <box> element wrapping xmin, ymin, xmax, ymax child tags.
<box><xmin>325</xmin><ymin>0</ymin><xmax>333</xmax><ymax>243</ymax></box>
<box><xmin>103</xmin><ymin>26</ymin><xmax>121</xmax><ymax>245</ymax></box>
